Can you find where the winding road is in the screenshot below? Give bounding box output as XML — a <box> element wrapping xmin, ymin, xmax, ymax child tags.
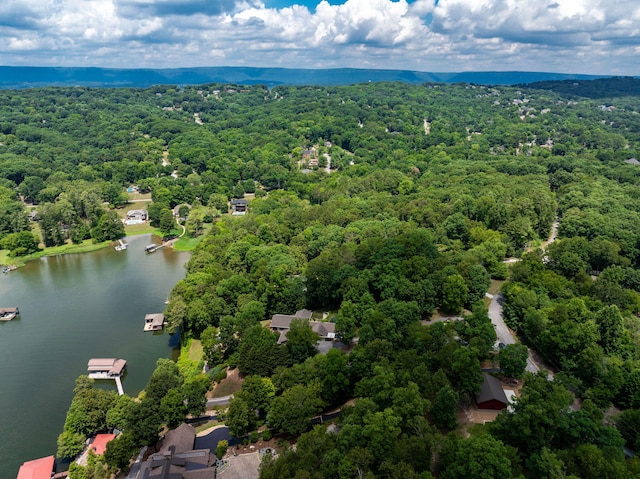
<box><xmin>490</xmin><ymin>217</ymin><xmax>560</xmax><ymax>376</ymax></box>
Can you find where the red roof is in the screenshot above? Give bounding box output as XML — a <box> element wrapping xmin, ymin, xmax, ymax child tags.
<box><xmin>91</xmin><ymin>434</ymin><xmax>116</xmax><ymax>455</ymax></box>
<box><xmin>17</xmin><ymin>455</ymin><xmax>54</xmax><ymax>479</ymax></box>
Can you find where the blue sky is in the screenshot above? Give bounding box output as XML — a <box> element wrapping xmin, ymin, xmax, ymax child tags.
<box><xmin>0</xmin><ymin>0</ymin><xmax>638</xmax><ymax>75</ymax></box>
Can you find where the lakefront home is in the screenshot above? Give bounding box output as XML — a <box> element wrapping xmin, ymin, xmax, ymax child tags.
<box><xmin>16</xmin><ymin>455</ymin><xmax>54</xmax><ymax>479</ymax></box>
<box><xmin>125</xmin><ymin>209</ymin><xmax>148</xmax><ymax>225</ymax></box>
<box><xmin>87</xmin><ymin>358</ymin><xmax>127</xmax><ymax>378</ymax></box>
<box><xmin>136</xmin><ymin>423</ymin><xmax>216</xmax><ymax>479</ymax></box>
<box><xmin>270</xmin><ymin>309</ymin><xmax>336</xmax><ymax>344</ymax></box>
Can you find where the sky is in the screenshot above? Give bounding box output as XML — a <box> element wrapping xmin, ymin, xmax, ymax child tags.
<box><xmin>0</xmin><ymin>0</ymin><xmax>638</xmax><ymax>75</ymax></box>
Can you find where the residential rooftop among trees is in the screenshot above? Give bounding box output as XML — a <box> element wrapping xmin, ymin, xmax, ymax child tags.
<box><xmin>3</xmin><ymin>78</ymin><xmax>640</xmax><ymax>478</ymax></box>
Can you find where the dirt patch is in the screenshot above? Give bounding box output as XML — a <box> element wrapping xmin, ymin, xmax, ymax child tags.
<box><xmin>460</xmin><ymin>403</ymin><xmax>501</xmax><ymax>428</ymax></box>
<box><xmin>209</xmin><ymin>368</ymin><xmax>243</xmax><ymax>398</ymax></box>
<box><xmin>488</xmin><ymin>279</ymin><xmax>505</xmax><ymax>296</ymax></box>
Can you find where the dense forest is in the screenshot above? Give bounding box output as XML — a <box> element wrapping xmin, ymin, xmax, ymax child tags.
<box><xmin>3</xmin><ymin>77</ymin><xmax>640</xmax><ymax>478</ymax></box>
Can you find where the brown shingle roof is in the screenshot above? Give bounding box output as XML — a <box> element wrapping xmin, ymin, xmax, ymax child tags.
<box><xmin>87</xmin><ymin>358</ymin><xmax>127</xmax><ymax>375</ymax></box>
<box><xmin>145</xmin><ymin>313</ymin><xmax>165</xmax><ymax>327</ymax></box>
<box><xmin>294</xmin><ymin>309</ymin><xmax>313</xmax><ymax>319</ymax></box>
<box><xmin>311</xmin><ymin>321</ymin><xmax>335</xmax><ymax>338</ymax></box>
<box><xmin>161</xmin><ymin>424</ymin><xmax>196</xmax><ymax>454</ymax></box>
<box><xmin>270</xmin><ymin>314</ymin><xmax>295</xmax><ymax>330</ymax></box>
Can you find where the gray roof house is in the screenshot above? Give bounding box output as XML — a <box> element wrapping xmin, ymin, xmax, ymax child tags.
<box><xmin>125</xmin><ymin>209</ymin><xmax>148</xmax><ymax>225</ymax></box>
<box><xmin>230</xmin><ymin>198</ymin><xmax>248</xmax><ymax>215</ymax></box>
<box><xmin>137</xmin><ymin>424</ymin><xmax>217</xmax><ymax>479</ymax></box>
<box><xmin>269</xmin><ymin>310</ymin><xmax>335</xmax><ymax>344</ymax></box>
<box><xmin>475</xmin><ymin>373</ymin><xmax>509</xmax><ymax>410</ymax></box>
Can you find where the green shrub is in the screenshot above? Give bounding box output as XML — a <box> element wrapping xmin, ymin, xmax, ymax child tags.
<box><xmin>208</xmin><ymin>364</ymin><xmax>227</xmax><ymax>383</ymax></box>
<box><xmin>261</xmin><ymin>429</ymin><xmax>272</xmax><ymax>441</ymax></box>
<box><xmin>213</xmin><ymin>368</ymin><xmax>227</xmax><ymax>383</ymax></box>
<box><xmin>250</xmin><ymin>431</ymin><xmax>259</xmax><ymax>443</ymax></box>
<box><xmin>215</xmin><ymin>439</ymin><xmax>229</xmax><ymax>458</ymax></box>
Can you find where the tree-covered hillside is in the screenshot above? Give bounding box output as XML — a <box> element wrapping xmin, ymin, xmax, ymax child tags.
<box><xmin>3</xmin><ymin>79</ymin><xmax>640</xmax><ymax>478</ymax></box>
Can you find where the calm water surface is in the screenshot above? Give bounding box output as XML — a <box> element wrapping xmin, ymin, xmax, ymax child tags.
<box><xmin>0</xmin><ymin>235</ymin><xmax>189</xmax><ymax>478</ymax></box>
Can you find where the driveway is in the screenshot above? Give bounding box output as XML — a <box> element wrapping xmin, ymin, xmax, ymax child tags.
<box><xmin>489</xmin><ymin>294</ymin><xmax>540</xmax><ymax>374</ymax></box>
<box><xmin>207</xmin><ymin>394</ymin><xmax>234</xmax><ymax>407</ymax></box>
<box><xmin>488</xmin><ymin>294</ymin><xmax>515</xmax><ymax>346</ymax></box>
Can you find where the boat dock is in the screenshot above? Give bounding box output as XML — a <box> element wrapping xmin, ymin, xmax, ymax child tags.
<box><xmin>144</xmin><ymin>243</ymin><xmax>163</xmax><ymax>253</ymax></box>
<box><xmin>87</xmin><ymin>358</ymin><xmax>126</xmax><ymax>395</ymax></box>
<box><xmin>0</xmin><ymin>307</ymin><xmax>19</xmax><ymax>321</ymax></box>
<box><xmin>115</xmin><ymin>239</ymin><xmax>128</xmax><ymax>251</ymax></box>
<box><xmin>144</xmin><ymin>313</ymin><xmax>165</xmax><ymax>332</ymax></box>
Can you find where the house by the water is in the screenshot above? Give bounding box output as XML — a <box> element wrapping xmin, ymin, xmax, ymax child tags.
<box><xmin>144</xmin><ymin>313</ymin><xmax>165</xmax><ymax>332</ymax></box>
<box><xmin>270</xmin><ymin>309</ymin><xmax>336</xmax><ymax>344</ymax></box>
<box><xmin>136</xmin><ymin>423</ymin><xmax>216</xmax><ymax>479</ymax></box>
<box><xmin>125</xmin><ymin>209</ymin><xmax>148</xmax><ymax>225</ymax></box>
<box><xmin>16</xmin><ymin>455</ymin><xmax>54</xmax><ymax>479</ymax></box>
<box><xmin>87</xmin><ymin>358</ymin><xmax>127</xmax><ymax>378</ymax></box>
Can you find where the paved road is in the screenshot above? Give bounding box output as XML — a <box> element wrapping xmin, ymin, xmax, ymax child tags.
<box><xmin>323</xmin><ymin>153</ymin><xmax>332</xmax><ymax>173</ymax></box>
<box><xmin>206</xmin><ymin>394</ymin><xmax>234</xmax><ymax>407</ymax></box>
<box><xmin>488</xmin><ymin>293</ymin><xmax>539</xmax><ymax>374</ymax></box>
<box><xmin>525</xmin><ymin>355</ymin><xmax>540</xmax><ymax>374</ymax></box>
<box><xmin>488</xmin><ymin>294</ymin><xmax>515</xmax><ymax>346</ymax></box>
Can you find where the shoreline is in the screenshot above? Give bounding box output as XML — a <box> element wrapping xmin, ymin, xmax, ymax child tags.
<box><xmin>0</xmin><ymin>241</ymin><xmax>111</xmax><ymax>269</ymax></box>
<box><xmin>1</xmin><ymin>223</ymin><xmax>203</xmax><ymax>269</ymax></box>
<box><xmin>0</xmin><ymin>232</ymin><xmax>154</xmax><ymax>269</ymax></box>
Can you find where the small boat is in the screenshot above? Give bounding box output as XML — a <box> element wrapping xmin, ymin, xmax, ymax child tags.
<box><xmin>0</xmin><ymin>307</ymin><xmax>19</xmax><ymax>321</ymax></box>
<box><xmin>2</xmin><ymin>265</ymin><xmax>17</xmax><ymax>274</ymax></box>
<box><xmin>145</xmin><ymin>244</ymin><xmax>159</xmax><ymax>253</ymax></box>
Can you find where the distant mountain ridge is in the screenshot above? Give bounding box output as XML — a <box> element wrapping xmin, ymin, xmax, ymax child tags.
<box><xmin>0</xmin><ymin>66</ymin><xmax>610</xmax><ymax>89</ymax></box>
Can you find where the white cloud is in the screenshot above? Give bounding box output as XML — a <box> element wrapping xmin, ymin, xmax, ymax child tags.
<box><xmin>0</xmin><ymin>0</ymin><xmax>637</xmax><ymax>74</ymax></box>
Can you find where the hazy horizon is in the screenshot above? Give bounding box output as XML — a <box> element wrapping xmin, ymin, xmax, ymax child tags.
<box><xmin>0</xmin><ymin>1</ymin><xmax>638</xmax><ymax>76</ymax></box>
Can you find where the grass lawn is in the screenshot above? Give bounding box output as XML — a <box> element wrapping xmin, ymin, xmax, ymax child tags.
<box><xmin>0</xmin><ymin>250</ymin><xmax>10</xmax><ymax>265</ymax></box>
<box><xmin>311</xmin><ymin>308</ymin><xmax>336</xmax><ymax>321</ymax></box>
<box><xmin>127</xmin><ymin>192</ymin><xmax>152</xmax><ymax>201</ymax></box>
<box><xmin>188</xmin><ymin>339</ymin><xmax>203</xmax><ymax>362</ymax></box>
<box><xmin>488</xmin><ymin>279</ymin><xmax>505</xmax><ymax>295</ymax></box>
<box><xmin>124</xmin><ymin>223</ymin><xmax>158</xmax><ymax>236</ymax></box>
<box><xmin>173</xmin><ymin>235</ymin><xmax>203</xmax><ymax>251</ymax></box>
<box><xmin>177</xmin><ymin>338</ymin><xmax>204</xmax><ymax>380</ymax></box>
<box><xmin>466</xmin><ymin>422</ymin><xmax>490</xmax><ymax>436</ymax></box>
<box><xmin>484</xmin><ymin>279</ymin><xmax>506</xmax><ymax>308</ymax></box>
<box><xmin>195</xmin><ymin>420</ymin><xmax>223</xmax><ymax>433</ymax></box>
<box><xmin>2</xmin><ymin>240</ymin><xmax>110</xmax><ymax>266</ymax></box>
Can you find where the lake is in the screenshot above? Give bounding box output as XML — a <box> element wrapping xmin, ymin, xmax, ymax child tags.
<box><xmin>0</xmin><ymin>235</ymin><xmax>189</xmax><ymax>478</ymax></box>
